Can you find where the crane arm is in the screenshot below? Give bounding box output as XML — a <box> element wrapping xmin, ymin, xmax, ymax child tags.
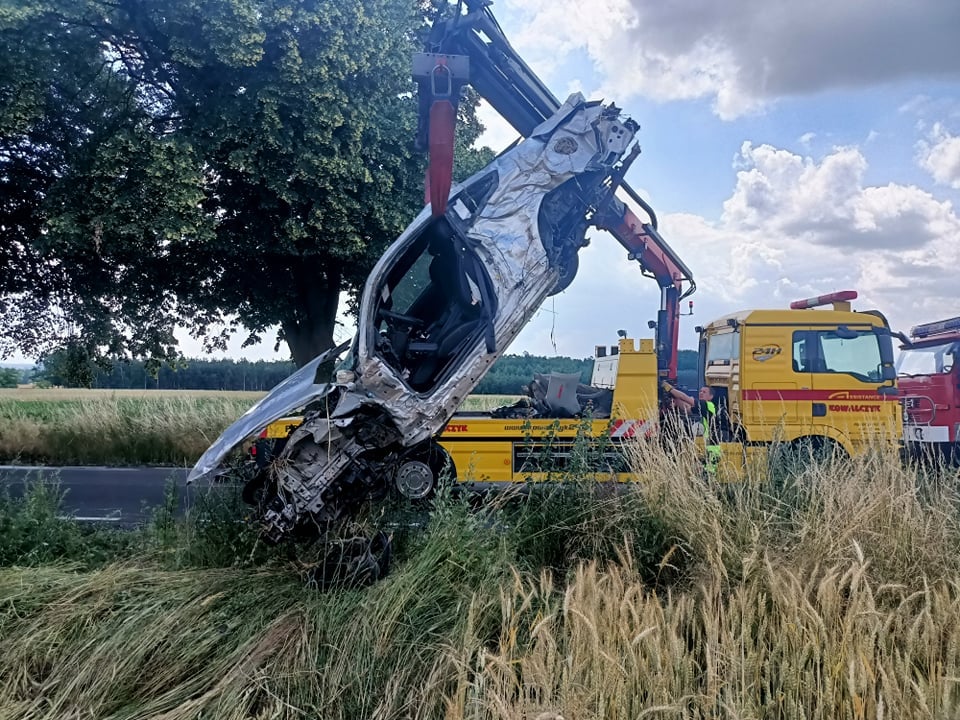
<box><xmin>416</xmin><ymin>0</ymin><xmax>695</xmax><ymax>381</ymax></box>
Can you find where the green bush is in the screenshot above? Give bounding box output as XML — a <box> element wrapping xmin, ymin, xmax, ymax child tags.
<box><xmin>0</xmin><ymin>478</ymin><xmax>136</xmax><ymax>568</ymax></box>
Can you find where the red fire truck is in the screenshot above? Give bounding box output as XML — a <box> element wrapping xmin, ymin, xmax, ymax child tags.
<box><xmin>897</xmin><ymin>316</ymin><xmax>960</xmax><ymax>463</ymax></box>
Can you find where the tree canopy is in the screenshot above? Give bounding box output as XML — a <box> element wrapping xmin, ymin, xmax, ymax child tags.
<box><xmin>1</xmin><ymin>0</ymin><xmax>492</xmax><ymax>368</ymax></box>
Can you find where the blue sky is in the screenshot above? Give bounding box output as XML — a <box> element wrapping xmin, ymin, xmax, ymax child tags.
<box><xmin>486</xmin><ymin>0</ymin><xmax>960</xmax><ymax>357</ymax></box>
<box><xmin>29</xmin><ymin>0</ymin><xmax>955</xmax><ymax>365</ymax></box>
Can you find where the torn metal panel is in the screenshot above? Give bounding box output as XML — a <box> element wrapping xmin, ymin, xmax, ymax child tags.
<box><xmin>186</xmin><ymin>340</ymin><xmax>349</xmax><ymax>484</ymax></box>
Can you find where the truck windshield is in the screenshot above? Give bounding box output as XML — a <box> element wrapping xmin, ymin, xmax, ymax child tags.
<box><xmin>897</xmin><ymin>343</ymin><xmax>958</xmax><ymax>376</ymax></box>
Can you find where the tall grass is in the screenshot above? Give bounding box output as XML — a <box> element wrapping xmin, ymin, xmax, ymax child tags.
<box><xmin>0</xmin><ymin>390</ymin><xmax>518</xmax><ymax>465</ymax></box>
<box><xmin>0</xmin><ymin>394</ymin><xmax>257</xmax><ymax>465</ymax></box>
<box><xmin>2</xmin><ymin>439</ymin><xmax>960</xmax><ymax>717</ymax></box>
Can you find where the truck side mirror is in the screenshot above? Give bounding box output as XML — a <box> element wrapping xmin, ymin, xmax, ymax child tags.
<box><xmin>877</xmin><ymin>328</ymin><xmax>895</xmax><ymax>364</ymax></box>
<box><xmin>881</xmin><ymin>365</ymin><xmax>896</xmax><ymax>382</ymax></box>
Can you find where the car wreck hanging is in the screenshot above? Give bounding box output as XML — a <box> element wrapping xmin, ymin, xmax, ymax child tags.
<box><xmin>189</xmin><ymin>93</ymin><xmax>639</xmax><ymax>542</ymax></box>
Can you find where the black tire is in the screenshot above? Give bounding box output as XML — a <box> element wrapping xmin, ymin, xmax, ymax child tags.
<box><xmin>306</xmin><ymin>531</ymin><xmax>392</xmax><ymax>590</ymax></box>
<box><xmin>791</xmin><ymin>437</ymin><xmax>845</xmax><ymax>465</ymax></box>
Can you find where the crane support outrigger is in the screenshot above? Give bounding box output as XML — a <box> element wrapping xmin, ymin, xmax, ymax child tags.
<box><xmin>414</xmin><ymin>0</ymin><xmax>695</xmax><ymax>383</ymax></box>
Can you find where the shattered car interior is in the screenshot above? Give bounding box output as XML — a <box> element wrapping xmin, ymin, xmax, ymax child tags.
<box><xmin>374</xmin><ymin>206</ymin><xmax>498</xmax><ymax>394</ymax></box>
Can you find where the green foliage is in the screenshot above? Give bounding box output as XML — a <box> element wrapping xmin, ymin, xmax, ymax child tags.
<box><xmin>474</xmin><ymin>352</ymin><xmax>594</xmax><ymax>395</ymax></box>
<box><xmin>0</xmin><ymin>368</ymin><xmax>18</xmax><ymax>388</ymax></box>
<box><xmin>1</xmin><ymin>0</ymin><xmax>492</xmax><ymax>368</ymax></box>
<box><xmin>32</xmin><ymin>355</ymin><xmax>297</xmax><ymax>390</ymax></box>
<box><xmin>33</xmin><ymin>343</ymin><xmax>99</xmax><ymax>388</ymax></box>
<box><xmin>505</xmin><ymin>416</ymin><xmax>676</xmax><ymax>581</ymax></box>
<box><xmin>0</xmin><ymin>478</ymin><xmax>136</xmax><ymax>568</ymax></box>
<box><xmin>143</xmin><ymin>480</ymin><xmax>278</xmax><ymax>569</ymax></box>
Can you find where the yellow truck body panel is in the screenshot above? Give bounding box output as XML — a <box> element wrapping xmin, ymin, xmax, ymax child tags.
<box><xmin>428</xmin><ymin>336</ymin><xmax>659</xmax><ymax>482</ymax></box>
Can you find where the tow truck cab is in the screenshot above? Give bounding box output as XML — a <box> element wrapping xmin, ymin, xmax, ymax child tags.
<box><xmin>699</xmin><ymin>291</ymin><xmax>900</xmax><ymax>460</ymax></box>
<box><xmin>897</xmin><ymin>316</ymin><xmax>960</xmax><ymax>462</ymax></box>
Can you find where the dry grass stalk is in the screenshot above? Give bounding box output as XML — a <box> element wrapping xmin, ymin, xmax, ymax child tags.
<box><xmin>1</xmin><ymin>435</ymin><xmax>960</xmax><ymax>717</ymax></box>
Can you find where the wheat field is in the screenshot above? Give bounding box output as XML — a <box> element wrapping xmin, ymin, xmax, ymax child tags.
<box><xmin>0</xmin><ymin>389</ymin><xmax>518</xmax><ymax>465</ymax></box>
<box><xmin>2</xmin><ymin>439</ymin><xmax>960</xmax><ymax>718</ymax></box>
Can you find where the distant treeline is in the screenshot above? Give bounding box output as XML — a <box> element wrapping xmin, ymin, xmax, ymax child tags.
<box><xmin>473</xmin><ymin>354</ymin><xmax>594</xmax><ymax>395</ymax></box>
<box><xmin>25</xmin><ymin>349</ymin><xmax>700</xmax><ymax>393</ymax></box>
<box><xmin>25</xmin><ymin>358</ymin><xmax>298</xmax><ymax>391</ymax></box>
<box><xmin>91</xmin><ymin>359</ymin><xmax>296</xmax><ymax>391</ymax></box>
<box><xmin>465</xmin><ymin>348</ymin><xmax>699</xmax><ymax>395</ymax></box>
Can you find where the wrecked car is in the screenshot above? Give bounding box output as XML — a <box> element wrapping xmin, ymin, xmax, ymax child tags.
<box><xmin>190</xmin><ymin>92</ymin><xmax>639</xmax><ymax>543</ymax></box>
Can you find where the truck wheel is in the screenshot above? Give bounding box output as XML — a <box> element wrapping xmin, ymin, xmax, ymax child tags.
<box><xmin>393</xmin><ymin>442</ymin><xmax>456</xmax><ymax>501</ymax></box>
<box><xmin>395</xmin><ymin>460</ymin><xmax>435</xmax><ymax>500</ymax></box>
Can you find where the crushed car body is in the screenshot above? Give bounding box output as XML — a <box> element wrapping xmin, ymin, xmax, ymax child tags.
<box><xmin>190</xmin><ymin>93</ymin><xmax>639</xmax><ymax>541</ymax></box>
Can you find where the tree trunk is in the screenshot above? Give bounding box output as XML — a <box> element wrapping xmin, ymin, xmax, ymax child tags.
<box><xmin>281</xmin><ymin>264</ymin><xmax>343</xmax><ymax>368</ymax></box>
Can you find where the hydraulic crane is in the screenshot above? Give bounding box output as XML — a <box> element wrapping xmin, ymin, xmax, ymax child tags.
<box><xmin>413</xmin><ymin>0</ymin><xmax>695</xmax><ymax>383</ymax></box>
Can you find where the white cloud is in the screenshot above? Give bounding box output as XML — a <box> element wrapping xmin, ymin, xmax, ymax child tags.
<box><xmin>517</xmin><ymin>140</ymin><xmax>960</xmax><ymax>354</ymax></box>
<box><xmin>899</xmin><ymin>95</ymin><xmax>933</xmax><ymax>115</ymax></box>
<box><xmin>685</xmin><ymin>142</ymin><xmax>960</xmax><ymax>333</ymax></box>
<box><xmin>504</xmin><ymin>0</ymin><xmax>960</xmax><ymax>119</ymax></box>
<box><xmin>917</xmin><ymin>123</ymin><xmax>960</xmax><ymax>189</ymax></box>
<box><xmin>475</xmin><ymin>100</ymin><xmax>522</xmax><ymax>152</ymax></box>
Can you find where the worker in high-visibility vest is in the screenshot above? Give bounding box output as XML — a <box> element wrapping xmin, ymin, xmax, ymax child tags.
<box><xmin>661</xmin><ymin>383</ymin><xmax>722</xmax><ymax>475</ymax></box>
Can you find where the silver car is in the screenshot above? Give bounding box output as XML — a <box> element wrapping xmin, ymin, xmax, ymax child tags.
<box><xmin>190</xmin><ymin>93</ymin><xmax>638</xmax><ymax>542</ymax></box>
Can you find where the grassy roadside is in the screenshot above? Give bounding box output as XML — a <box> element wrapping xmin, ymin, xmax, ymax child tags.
<box><xmin>3</xmin><ymin>444</ymin><xmax>960</xmax><ymax>718</ymax></box>
<box><xmin>0</xmin><ymin>390</ymin><xmax>519</xmax><ymax>466</ymax></box>
<box><xmin>0</xmin><ymin>393</ymin><xmax>257</xmax><ymax>465</ymax></box>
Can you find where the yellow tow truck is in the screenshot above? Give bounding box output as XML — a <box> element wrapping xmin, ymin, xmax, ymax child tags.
<box><xmin>697</xmin><ymin>290</ymin><xmax>900</xmax><ymax>471</ymax></box>
<box><xmin>254</xmin><ymin>290</ymin><xmax>899</xmax><ymax>487</ymax></box>
<box><xmin>436</xmin><ymin>289</ymin><xmax>900</xmax><ymax>481</ymax></box>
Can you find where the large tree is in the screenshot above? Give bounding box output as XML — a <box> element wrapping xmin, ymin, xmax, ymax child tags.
<box><xmin>1</xmin><ymin>0</ymin><xmax>492</xmax><ymax>367</ymax></box>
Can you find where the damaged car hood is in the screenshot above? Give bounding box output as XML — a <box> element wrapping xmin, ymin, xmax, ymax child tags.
<box><xmin>187</xmin><ymin>340</ymin><xmax>350</xmax><ymax>483</ymax></box>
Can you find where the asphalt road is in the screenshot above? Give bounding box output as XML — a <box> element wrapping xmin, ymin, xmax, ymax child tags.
<box><xmin>0</xmin><ymin>465</ymin><xmax>224</xmax><ymax>525</ymax></box>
